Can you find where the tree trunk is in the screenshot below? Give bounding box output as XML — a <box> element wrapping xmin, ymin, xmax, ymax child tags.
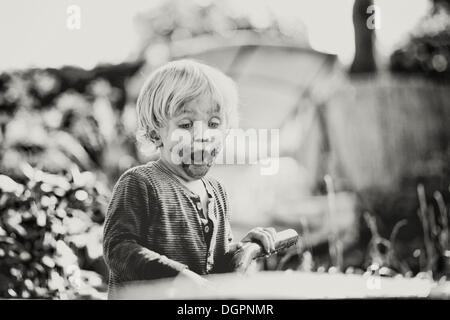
<box><xmin>350</xmin><ymin>0</ymin><xmax>377</xmax><ymax>74</ymax></box>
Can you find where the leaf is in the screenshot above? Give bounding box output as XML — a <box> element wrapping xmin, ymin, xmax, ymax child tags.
<box><xmin>0</xmin><ymin>174</ymin><xmax>23</xmax><ymax>194</ymax></box>
<box><xmin>41</xmin><ymin>255</ymin><xmax>56</xmax><ymax>268</ymax></box>
<box><xmin>55</xmin><ymin>240</ymin><xmax>78</xmax><ymax>268</ymax></box>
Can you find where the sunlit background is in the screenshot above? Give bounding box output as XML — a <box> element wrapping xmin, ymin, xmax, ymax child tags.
<box><xmin>0</xmin><ymin>0</ymin><xmax>430</xmax><ymax>70</ymax></box>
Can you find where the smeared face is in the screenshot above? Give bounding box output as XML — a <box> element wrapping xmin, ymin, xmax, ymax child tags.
<box><xmin>158</xmin><ymin>95</ymin><xmax>226</xmax><ymax>181</ymax></box>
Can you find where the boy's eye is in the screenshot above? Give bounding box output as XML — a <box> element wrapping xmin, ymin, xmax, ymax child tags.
<box><xmin>208</xmin><ymin>119</ymin><xmax>221</xmax><ymax>129</ymax></box>
<box><xmin>178</xmin><ymin>121</ymin><xmax>193</xmax><ymax>129</ymax></box>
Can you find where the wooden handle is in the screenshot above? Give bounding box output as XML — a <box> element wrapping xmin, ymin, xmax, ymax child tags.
<box><xmin>230</xmin><ymin>229</ymin><xmax>299</xmax><ymax>273</ymax></box>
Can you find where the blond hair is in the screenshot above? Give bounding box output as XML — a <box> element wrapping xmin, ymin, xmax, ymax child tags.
<box><xmin>136</xmin><ymin>59</ymin><xmax>239</xmax><ymax>153</ymax></box>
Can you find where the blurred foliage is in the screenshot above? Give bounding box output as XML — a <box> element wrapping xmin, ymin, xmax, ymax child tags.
<box><xmin>262</xmin><ymin>184</ymin><xmax>450</xmax><ymax>281</ymax></box>
<box><xmin>352</xmin><ymin>182</ymin><xmax>450</xmax><ymax>281</ymax></box>
<box><xmin>135</xmin><ymin>0</ymin><xmax>307</xmax><ymax>43</ymax></box>
<box><xmin>390</xmin><ymin>2</ymin><xmax>450</xmax><ymax>80</ymax></box>
<box><xmin>0</xmin><ymin>164</ymin><xmax>108</xmax><ymax>299</ymax></box>
<box><xmin>134</xmin><ymin>0</ymin><xmax>308</xmax><ymax>66</ymax></box>
<box><xmin>0</xmin><ymin>62</ymin><xmax>145</xmax><ymax>179</ymax></box>
<box><xmin>0</xmin><ymin>62</ymin><xmax>145</xmax><ymax>299</ymax></box>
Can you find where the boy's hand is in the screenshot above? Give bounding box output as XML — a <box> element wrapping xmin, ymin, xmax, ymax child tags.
<box><xmin>240</xmin><ymin>227</ymin><xmax>277</xmax><ymax>254</ymax></box>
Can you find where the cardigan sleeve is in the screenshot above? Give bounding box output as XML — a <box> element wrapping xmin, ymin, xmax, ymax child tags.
<box><xmin>103</xmin><ymin>170</ymin><xmax>188</xmax><ymax>282</ymax></box>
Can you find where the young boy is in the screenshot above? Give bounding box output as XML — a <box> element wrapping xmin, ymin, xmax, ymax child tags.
<box><xmin>103</xmin><ymin>60</ymin><xmax>276</xmax><ymax>299</ymax></box>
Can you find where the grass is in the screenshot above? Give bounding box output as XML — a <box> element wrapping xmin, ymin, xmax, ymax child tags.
<box><xmin>265</xmin><ymin>178</ymin><xmax>450</xmax><ymax>282</ymax></box>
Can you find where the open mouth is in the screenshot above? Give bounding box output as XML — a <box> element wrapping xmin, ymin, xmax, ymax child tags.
<box><xmin>176</xmin><ymin>146</ymin><xmax>219</xmax><ymax>165</ymax></box>
<box><xmin>189</xmin><ymin>149</ymin><xmax>215</xmax><ymax>165</ymax></box>
<box><xmin>175</xmin><ymin>146</ymin><xmax>221</xmax><ymax>178</ymax></box>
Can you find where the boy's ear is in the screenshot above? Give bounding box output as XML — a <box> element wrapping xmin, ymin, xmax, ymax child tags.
<box><xmin>149</xmin><ymin>130</ymin><xmax>163</xmax><ymax>147</ymax></box>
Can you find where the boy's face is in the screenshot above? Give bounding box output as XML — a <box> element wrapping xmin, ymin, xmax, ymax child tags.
<box><xmin>158</xmin><ymin>94</ymin><xmax>226</xmax><ymax>181</ymax></box>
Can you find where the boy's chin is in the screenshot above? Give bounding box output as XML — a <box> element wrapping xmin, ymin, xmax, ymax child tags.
<box><xmin>181</xmin><ymin>162</ymin><xmax>212</xmax><ymax>179</ymax></box>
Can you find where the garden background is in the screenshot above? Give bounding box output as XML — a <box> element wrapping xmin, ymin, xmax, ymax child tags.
<box><xmin>1</xmin><ymin>0</ymin><xmax>450</xmax><ymax>299</ymax></box>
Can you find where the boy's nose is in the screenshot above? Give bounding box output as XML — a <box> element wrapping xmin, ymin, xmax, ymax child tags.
<box><xmin>194</xmin><ymin>135</ymin><xmax>212</xmax><ymax>142</ymax></box>
<box><xmin>192</xmin><ymin>121</ymin><xmax>212</xmax><ymax>142</ymax></box>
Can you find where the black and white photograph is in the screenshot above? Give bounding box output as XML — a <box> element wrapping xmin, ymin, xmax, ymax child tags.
<box><xmin>0</xmin><ymin>0</ymin><xmax>450</xmax><ymax>309</ymax></box>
